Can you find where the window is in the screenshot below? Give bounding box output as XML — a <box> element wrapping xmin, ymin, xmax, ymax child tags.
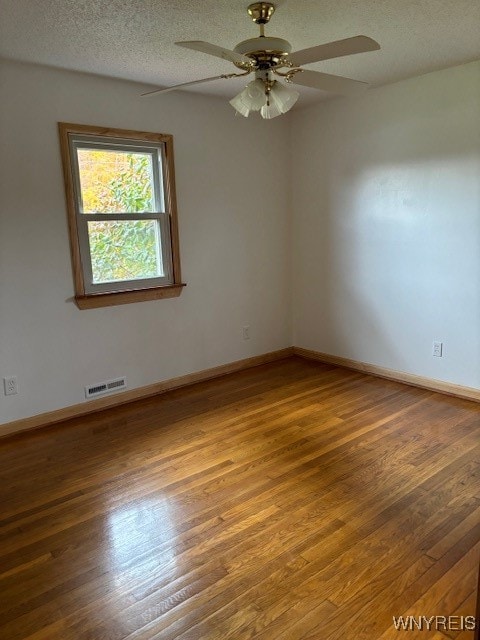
<box><xmin>58</xmin><ymin>123</ymin><xmax>184</xmax><ymax>308</ymax></box>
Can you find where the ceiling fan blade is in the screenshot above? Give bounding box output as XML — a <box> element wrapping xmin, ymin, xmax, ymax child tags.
<box><xmin>288</xmin><ymin>69</ymin><xmax>368</xmax><ymax>96</ymax></box>
<box><xmin>289</xmin><ymin>36</ymin><xmax>380</xmax><ymax>67</ymax></box>
<box><xmin>176</xmin><ymin>41</ymin><xmax>251</xmax><ymax>66</ymax></box>
<box><xmin>141</xmin><ymin>74</ymin><xmax>235</xmax><ymax>97</ymax></box>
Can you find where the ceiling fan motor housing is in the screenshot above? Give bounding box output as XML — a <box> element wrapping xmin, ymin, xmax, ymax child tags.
<box><xmin>234</xmin><ymin>36</ymin><xmax>292</xmax><ymax>69</ymax></box>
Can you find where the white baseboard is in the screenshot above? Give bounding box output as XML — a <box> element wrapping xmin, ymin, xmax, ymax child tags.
<box><xmin>0</xmin><ymin>348</ymin><xmax>294</xmax><ymax>438</ymax></box>
<box><xmin>3</xmin><ymin>345</ymin><xmax>479</xmax><ymax>440</ymax></box>
<box><xmin>293</xmin><ymin>347</ymin><xmax>480</xmax><ymax>403</ymax></box>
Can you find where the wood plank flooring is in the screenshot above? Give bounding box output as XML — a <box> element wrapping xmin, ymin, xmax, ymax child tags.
<box><xmin>0</xmin><ymin>356</ymin><xmax>479</xmax><ymax>639</ymax></box>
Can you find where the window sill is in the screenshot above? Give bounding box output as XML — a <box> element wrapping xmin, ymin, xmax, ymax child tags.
<box><xmin>75</xmin><ymin>284</ymin><xmax>186</xmax><ymax>309</ymax></box>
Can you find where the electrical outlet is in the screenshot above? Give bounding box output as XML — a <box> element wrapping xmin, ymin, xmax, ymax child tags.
<box><xmin>3</xmin><ymin>376</ymin><xmax>18</xmax><ymax>395</ymax></box>
<box><xmin>243</xmin><ymin>325</ymin><xmax>250</xmax><ymax>340</ymax></box>
<box><xmin>432</xmin><ymin>341</ymin><xmax>443</xmax><ymax>357</ymax></box>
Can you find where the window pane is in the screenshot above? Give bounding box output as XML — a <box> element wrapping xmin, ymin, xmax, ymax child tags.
<box><xmin>87</xmin><ymin>220</ymin><xmax>164</xmax><ymax>284</ymax></box>
<box><xmin>77</xmin><ymin>149</ymin><xmax>155</xmax><ymax>213</ymax></box>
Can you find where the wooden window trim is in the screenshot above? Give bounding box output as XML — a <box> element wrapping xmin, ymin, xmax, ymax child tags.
<box><xmin>75</xmin><ymin>284</ymin><xmax>186</xmax><ymax>309</ymax></box>
<box><xmin>58</xmin><ymin>123</ymin><xmax>185</xmax><ymax>309</ymax></box>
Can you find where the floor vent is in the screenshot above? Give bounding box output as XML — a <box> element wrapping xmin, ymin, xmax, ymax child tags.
<box><xmin>85</xmin><ymin>377</ymin><xmax>127</xmax><ymax>399</ymax></box>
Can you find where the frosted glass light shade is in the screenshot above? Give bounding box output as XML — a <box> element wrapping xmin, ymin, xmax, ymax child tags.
<box><xmin>245</xmin><ymin>79</ymin><xmax>267</xmax><ymax>111</ymax></box>
<box><xmin>230</xmin><ymin>79</ymin><xmax>299</xmax><ymax>119</ymax></box>
<box><xmin>270</xmin><ymin>81</ymin><xmax>299</xmax><ymax>113</ymax></box>
<box><xmin>230</xmin><ymin>78</ymin><xmax>267</xmax><ymax>117</ymax></box>
<box><xmin>229</xmin><ymin>92</ymin><xmax>251</xmax><ymax>117</ymax></box>
<box><xmin>260</xmin><ymin>101</ymin><xmax>283</xmax><ymax>119</ymax></box>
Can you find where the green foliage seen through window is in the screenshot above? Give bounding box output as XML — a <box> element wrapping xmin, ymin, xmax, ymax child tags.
<box><xmin>79</xmin><ymin>153</ymin><xmax>162</xmax><ymax>283</ymax></box>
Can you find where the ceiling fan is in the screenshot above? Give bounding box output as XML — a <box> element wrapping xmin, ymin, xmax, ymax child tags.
<box><xmin>142</xmin><ymin>2</ymin><xmax>380</xmax><ymax>119</ymax></box>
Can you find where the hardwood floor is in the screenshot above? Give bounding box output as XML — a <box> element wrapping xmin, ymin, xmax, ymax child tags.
<box><xmin>0</xmin><ymin>356</ymin><xmax>478</xmax><ymax>640</ymax></box>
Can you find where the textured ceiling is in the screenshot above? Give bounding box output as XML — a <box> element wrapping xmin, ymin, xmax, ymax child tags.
<box><xmin>1</xmin><ymin>0</ymin><xmax>479</xmax><ymax>106</ymax></box>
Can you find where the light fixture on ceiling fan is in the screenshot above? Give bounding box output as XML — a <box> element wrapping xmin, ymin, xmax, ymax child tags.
<box><xmin>142</xmin><ymin>2</ymin><xmax>380</xmax><ymax>119</ymax></box>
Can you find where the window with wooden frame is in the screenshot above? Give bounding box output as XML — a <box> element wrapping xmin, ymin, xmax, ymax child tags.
<box><xmin>58</xmin><ymin>123</ymin><xmax>184</xmax><ymax>309</ymax></box>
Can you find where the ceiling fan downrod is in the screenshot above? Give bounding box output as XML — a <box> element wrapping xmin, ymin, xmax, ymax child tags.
<box><xmin>247</xmin><ymin>2</ymin><xmax>275</xmax><ymax>37</ymax></box>
<box><xmin>234</xmin><ymin>3</ymin><xmax>291</xmax><ymax>70</ymax></box>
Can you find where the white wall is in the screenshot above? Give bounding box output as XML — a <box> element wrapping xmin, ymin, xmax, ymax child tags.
<box><xmin>292</xmin><ymin>61</ymin><xmax>480</xmax><ymax>388</ymax></box>
<box><xmin>0</xmin><ymin>60</ymin><xmax>292</xmax><ymax>426</ymax></box>
<box><xmin>2</xmin><ymin>59</ymin><xmax>479</xmax><ymax>428</ymax></box>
